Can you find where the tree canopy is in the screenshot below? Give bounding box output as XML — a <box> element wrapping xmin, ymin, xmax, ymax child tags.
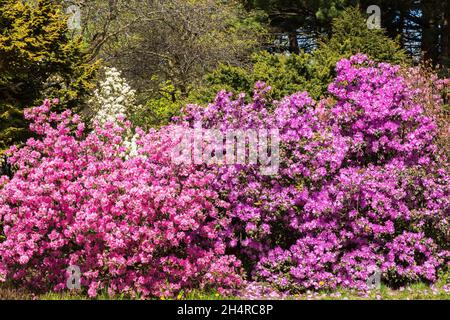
<box><xmin>243</xmin><ymin>0</ymin><xmax>450</xmax><ymax>69</ymax></box>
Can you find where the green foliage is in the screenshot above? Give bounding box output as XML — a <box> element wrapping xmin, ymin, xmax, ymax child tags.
<box><xmin>0</xmin><ymin>0</ymin><xmax>97</xmax><ymax>153</ymax></box>
<box><xmin>135</xmin><ymin>80</ymin><xmax>183</xmax><ymax>129</ymax></box>
<box><xmin>190</xmin><ymin>7</ymin><xmax>409</xmax><ymax>104</ymax></box>
<box><xmin>318</xmin><ymin>7</ymin><xmax>407</xmax><ymax>62</ymax></box>
<box><xmin>189</xmin><ymin>64</ymin><xmax>254</xmax><ymax>103</ymax></box>
<box><xmin>311</xmin><ymin>7</ymin><xmax>409</xmax><ymax>93</ymax></box>
<box><xmin>190</xmin><ymin>52</ymin><xmax>323</xmax><ymax>104</ymax></box>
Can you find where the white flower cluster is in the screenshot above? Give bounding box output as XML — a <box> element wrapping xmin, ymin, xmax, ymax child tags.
<box><xmin>90</xmin><ymin>67</ymin><xmax>138</xmax><ymax>125</ymax></box>
<box><xmin>123</xmin><ymin>133</ymin><xmax>140</xmax><ymax>159</ymax></box>
<box><xmin>90</xmin><ymin>67</ymin><xmax>144</xmax><ymax>158</ymax></box>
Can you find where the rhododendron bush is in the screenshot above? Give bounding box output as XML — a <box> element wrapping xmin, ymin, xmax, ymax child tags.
<box><xmin>0</xmin><ymin>102</ymin><xmax>243</xmax><ymax>298</ymax></box>
<box><xmin>180</xmin><ymin>55</ymin><xmax>450</xmax><ymax>291</ymax></box>
<box><xmin>0</xmin><ymin>55</ymin><xmax>448</xmax><ymax>298</ymax></box>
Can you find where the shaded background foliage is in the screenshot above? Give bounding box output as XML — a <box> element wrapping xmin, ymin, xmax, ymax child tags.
<box><xmin>1</xmin><ymin>0</ymin><xmax>449</xmax><ymax>145</ymax></box>
<box><xmin>242</xmin><ymin>0</ymin><xmax>450</xmax><ymax>69</ymax></box>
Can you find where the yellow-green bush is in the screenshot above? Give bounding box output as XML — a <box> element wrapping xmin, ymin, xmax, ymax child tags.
<box><xmin>0</xmin><ymin>0</ymin><xmax>97</xmax><ymax>153</ymax></box>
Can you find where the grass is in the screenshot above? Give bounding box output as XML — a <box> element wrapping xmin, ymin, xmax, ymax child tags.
<box><xmin>1</xmin><ymin>270</ymin><xmax>449</xmax><ymax>300</ymax></box>
<box><xmin>1</xmin><ymin>281</ymin><xmax>449</xmax><ymax>300</ymax></box>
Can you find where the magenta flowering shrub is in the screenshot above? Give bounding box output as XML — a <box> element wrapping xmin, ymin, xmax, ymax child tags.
<box><xmin>0</xmin><ymin>55</ymin><xmax>448</xmax><ymax>297</ymax></box>
<box><xmin>329</xmin><ymin>56</ymin><xmax>438</xmax><ymax>165</ymax></box>
<box><xmin>180</xmin><ymin>54</ymin><xmax>449</xmax><ymax>291</ymax></box>
<box><xmin>0</xmin><ymin>100</ymin><xmax>243</xmax><ymax>298</ymax></box>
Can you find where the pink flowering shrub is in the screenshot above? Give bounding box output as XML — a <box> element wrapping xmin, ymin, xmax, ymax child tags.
<box><xmin>180</xmin><ymin>54</ymin><xmax>449</xmax><ymax>292</ymax></box>
<box><xmin>0</xmin><ymin>55</ymin><xmax>448</xmax><ymax>297</ymax></box>
<box><xmin>0</xmin><ymin>100</ymin><xmax>243</xmax><ymax>298</ymax></box>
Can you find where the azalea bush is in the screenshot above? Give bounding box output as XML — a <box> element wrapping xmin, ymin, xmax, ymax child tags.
<box><xmin>0</xmin><ymin>100</ymin><xmax>243</xmax><ymax>298</ymax></box>
<box><xmin>401</xmin><ymin>65</ymin><xmax>450</xmax><ymax>157</ymax></box>
<box><xmin>181</xmin><ymin>54</ymin><xmax>450</xmax><ymax>292</ymax></box>
<box><xmin>0</xmin><ymin>55</ymin><xmax>448</xmax><ymax>298</ymax></box>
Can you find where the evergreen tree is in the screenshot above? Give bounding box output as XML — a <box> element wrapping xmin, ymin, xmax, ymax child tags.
<box><xmin>191</xmin><ymin>7</ymin><xmax>408</xmax><ymax>103</ymax></box>
<box><xmin>242</xmin><ymin>0</ymin><xmax>350</xmax><ymax>53</ymax></box>
<box><xmin>312</xmin><ymin>6</ymin><xmax>409</xmax><ymax>94</ymax></box>
<box><xmin>0</xmin><ymin>0</ymin><xmax>97</xmax><ymax>152</ymax></box>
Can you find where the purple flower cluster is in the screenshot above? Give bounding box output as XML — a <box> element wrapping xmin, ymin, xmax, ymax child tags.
<box><xmin>181</xmin><ymin>54</ymin><xmax>449</xmax><ymax>292</ymax></box>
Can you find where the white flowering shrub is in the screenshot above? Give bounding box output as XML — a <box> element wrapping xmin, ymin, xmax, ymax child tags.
<box><xmin>89</xmin><ymin>67</ymin><xmax>144</xmax><ymax>158</ymax></box>
<box><xmin>90</xmin><ymin>67</ymin><xmax>140</xmax><ymax>125</ymax></box>
<box><xmin>123</xmin><ymin>133</ymin><xmax>140</xmax><ymax>159</ymax></box>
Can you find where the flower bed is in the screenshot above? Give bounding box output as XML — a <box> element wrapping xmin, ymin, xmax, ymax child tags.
<box><xmin>0</xmin><ymin>55</ymin><xmax>448</xmax><ymax>298</ymax></box>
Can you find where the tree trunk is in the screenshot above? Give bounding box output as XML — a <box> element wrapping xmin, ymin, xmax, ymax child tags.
<box><xmin>441</xmin><ymin>3</ymin><xmax>450</xmax><ymax>67</ymax></box>
<box><xmin>421</xmin><ymin>0</ymin><xmax>439</xmax><ymax>64</ymax></box>
<box><xmin>288</xmin><ymin>31</ymin><xmax>300</xmax><ymax>55</ymax></box>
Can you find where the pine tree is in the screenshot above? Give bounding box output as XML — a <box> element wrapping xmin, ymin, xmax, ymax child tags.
<box><xmin>242</xmin><ymin>0</ymin><xmax>349</xmax><ymax>53</ymax></box>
